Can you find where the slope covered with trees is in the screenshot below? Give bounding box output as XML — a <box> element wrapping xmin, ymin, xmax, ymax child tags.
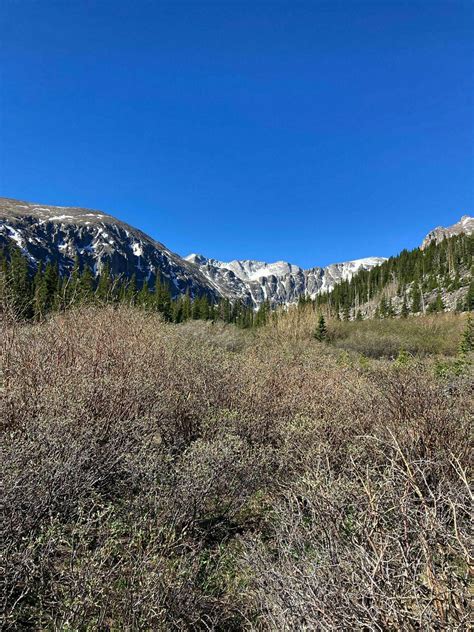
<box><xmin>0</xmin><ymin>245</ymin><xmax>270</xmax><ymax>328</ymax></box>
<box><xmin>312</xmin><ymin>232</ymin><xmax>473</xmax><ymax>319</ymax></box>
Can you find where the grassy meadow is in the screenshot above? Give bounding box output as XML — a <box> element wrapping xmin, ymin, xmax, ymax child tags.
<box><xmin>2</xmin><ymin>306</ymin><xmax>473</xmax><ymax>630</ymax></box>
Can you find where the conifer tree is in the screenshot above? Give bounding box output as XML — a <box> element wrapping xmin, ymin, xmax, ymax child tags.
<box><xmin>33</xmin><ymin>262</ymin><xmax>48</xmax><ymax>320</ymax></box>
<box><xmin>459</xmin><ymin>315</ymin><xmax>473</xmax><ymax>355</ymax></box>
<box><xmin>379</xmin><ymin>295</ymin><xmax>388</xmax><ymax>319</ymax></box>
<box><xmin>65</xmin><ymin>254</ymin><xmax>81</xmax><ymax>307</ymax></box>
<box><xmin>411</xmin><ymin>282</ymin><xmax>422</xmax><ymax>314</ymax></box>
<box><xmin>314</xmin><ymin>314</ymin><xmax>327</xmax><ymax>341</ymax></box>
<box><xmin>219</xmin><ymin>298</ymin><xmax>231</xmax><ymax>323</ymax></box>
<box><xmin>386</xmin><ymin>298</ymin><xmax>395</xmax><ymax>318</ymax></box>
<box><xmin>8</xmin><ymin>244</ymin><xmax>33</xmax><ymax>317</ymax></box>
<box><xmin>96</xmin><ymin>261</ymin><xmax>112</xmax><ymax>302</ymax></box>
<box><xmin>427</xmin><ymin>289</ymin><xmax>445</xmax><ymax>313</ymax></box>
<box><xmin>137</xmin><ymin>279</ymin><xmax>150</xmax><ymax>308</ymax></box>
<box><xmin>455</xmin><ymin>297</ymin><xmax>464</xmax><ymax>313</ymax></box>
<box><xmin>255</xmin><ymin>300</ymin><xmax>270</xmax><ymax>326</ymax></box>
<box><xmin>171</xmin><ymin>297</ymin><xmax>184</xmax><ymax>323</ymax></box>
<box><xmin>182</xmin><ymin>290</ymin><xmax>192</xmax><ymax>321</ymax></box>
<box><xmin>0</xmin><ymin>248</ymin><xmax>7</xmax><ymax>312</ymax></box>
<box><xmin>78</xmin><ymin>264</ymin><xmax>95</xmax><ymax>303</ymax></box>
<box><xmin>400</xmin><ymin>294</ymin><xmax>409</xmax><ymax>318</ymax></box>
<box><xmin>464</xmin><ymin>280</ymin><xmax>474</xmax><ymax>312</ymax></box>
<box><xmin>121</xmin><ymin>274</ymin><xmax>136</xmax><ymax>305</ymax></box>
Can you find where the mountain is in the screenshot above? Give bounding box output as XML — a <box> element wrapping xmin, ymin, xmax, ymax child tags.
<box><xmin>187</xmin><ymin>215</ymin><xmax>473</xmax><ymax>307</ymax></box>
<box><xmin>185</xmin><ymin>253</ymin><xmax>387</xmax><ymax>307</ymax></box>
<box><xmin>0</xmin><ymin>197</ymin><xmax>219</xmax><ymax>300</ymax></box>
<box><xmin>317</xmin><ymin>216</ymin><xmax>473</xmax><ymax>319</ymax></box>
<box><xmin>421</xmin><ymin>215</ymin><xmax>474</xmax><ymax>249</ymax></box>
<box><xmin>1</xmin><ymin>196</ymin><xmax>472</xmax><ymax>309</ymax></box>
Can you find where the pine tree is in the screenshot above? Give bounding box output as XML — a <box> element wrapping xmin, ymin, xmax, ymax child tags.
<box><xmin>386</xmin><ymin>298</ymin><xmax>395</xmax><ymax>318</ymax></box>
<box><xmin>65</xmin><ymin>254</ymin><xmax>81</xmax><ymax>307</ymax></box>
<box><xmin>314</xmin><ymin>314</ymin><xmax>327</xmax><ymax>341</ymax></box>
<box><xmin>0</xmin><ymin>248</ymin><xmax>7</xmax><ymax>312</ymax></box>
<box><xmin>400</xmin><ymin>295</ymin><xmax>409</xmax><ymax>318</ymax></box>
<box><xmin>455</xmin><ymin>297</ymin><xmax>465</xmax><ymax>313</ymax></box>
<box><xmin>155</xmin><ymin>277</ymin><xmax>172</xmax><ymax>320</ymax></box>
<box><xmin>8</xmin><ymin>245</ymin><xmax>33</xmax><ymax>318</ymax></box>
<box><xmin>96</xmin><ymin>261</ymin><xmax>112</xmax><ymax>302</ymax></box>
<box><xmin>379</xmin><ymin>295</ymin><xmax>388</xmax><ymax>319</ymax></box>
<box><xmin>78</xmin><ymin>265</ymin><xmax>95</xmax><ymax>303</ymax></box>
<box><xmin>33</xmin><ymin>262</ymin><xmax>48</xmax><ymax>320</ymax></box>
<box><xmin>171</xmin><ymin>297</ymin><xmax>184</xmax><ymax>323</ymax></box>
<box><xmin>219</xmin><ymin>298</ymin><xmax>231</xmax><ymax>323</ymax></box>
<box><xmin>121</xmin><ymin>274</ymin><xmax>136</xmax><ymax>305</ymax></box>
<box><xmin>137</xmin><ymin>280</ymin><xmax>151</xmax><ymax>308</ymax></box>
<box><xmin>182</xmin><ymin>290</ymin><xmax>192</xmax><ymax>321</ymax></box>
<box><xmin>255</xmin><ymin>300</ymin><xmax>270</xmax><ymax>326</ymax></box>
<box><xmin>411</xmin><ymin>282</ymin><xmax>422</xmax><ymax>314</ymax></box>
<box><xmin>459</xmin><ymin>315</ymin><xmax>474</xmax><ymax>355</ymax></box>
<box><xmin>427</xmin><ymin>289</ymin><xmax>445</xmax><ymax>314</ymax></box>
<box><xmin>464</xmin><ymin>280</ymin><xmax>474</xmax><ymax>313</ymax></box>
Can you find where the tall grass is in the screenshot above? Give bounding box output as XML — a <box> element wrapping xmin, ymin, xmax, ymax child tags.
<box><xmin>1</xmin><ymin>306</ymin><xmax>472</xmax><ymax>630</ymax></box>
<box><xmin>262</xmin><ymin>304</ymin><xmax>467</xmax><ymax>358</ymax></box>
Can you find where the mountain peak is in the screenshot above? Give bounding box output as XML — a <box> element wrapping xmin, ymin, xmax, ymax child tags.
<box><xmin>1</xmin><ymin>196</ymin><xmax>471</xmax><ymax>309</ymax></box>
<box><xmin>421</xmin><ymin>215</ymin><xmax>473</xmax><ymax>249</ymax></box>
<box><xmin>0</xmin><ymin>197</ymin><xmax>219</xmax><ymax>300</ymax></box>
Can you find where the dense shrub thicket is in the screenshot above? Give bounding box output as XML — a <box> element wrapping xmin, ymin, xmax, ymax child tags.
<box><xmin>1</xmin><ymin>307</ymin><xmax>473</xmax><ymax>630</ymax></box>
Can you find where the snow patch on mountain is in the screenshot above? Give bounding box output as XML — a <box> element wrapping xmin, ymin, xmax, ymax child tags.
<box><xmin>185</xmin><ymin>253</ymin><xmax>387</xmax><ymax>307</ymax></box>
<box><xmin>421</xmin><ymin>215</ymin><xmax>473</xmax><ymax>249</ymax></box>
<box><xmin>0</xmin><ymin>197</ymin><xmax>220</xmax><ymax>300</ymax></box>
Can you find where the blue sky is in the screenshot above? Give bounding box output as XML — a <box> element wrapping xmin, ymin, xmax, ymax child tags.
<box><xmin>1</xmin><ymin>1</ymin><xmax>472</xmax><ymax>267</ymax></box>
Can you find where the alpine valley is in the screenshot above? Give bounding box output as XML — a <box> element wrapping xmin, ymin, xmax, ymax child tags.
<box><xmin>0</xmin><ymin>196</ymin><xmax>472</xmax><ymax>311</ymax></box>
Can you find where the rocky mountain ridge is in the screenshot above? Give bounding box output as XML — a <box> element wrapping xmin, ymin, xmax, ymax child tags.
<box><xmin>0</xmin><ymin>197</ymin><xmax>219</xmax><ymax>300</ymax></box>
<box><xmin>421</xmin><ymin>215</ymin><xmax>474</xmax><ymax>249</ymax></box>
<box><xmin>0</xmin><ymin>196</ymin><xmax>472</xmax><ymax>307</ymax></box>
<box><xmin>185</xmin><ymin>253</ymin><xmax>387</xmax><ymax>307</ymax></box>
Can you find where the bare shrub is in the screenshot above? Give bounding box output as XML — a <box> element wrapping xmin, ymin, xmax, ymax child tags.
<box><xmin>1</xmin><ymin>306</ymin><xmax>471</xmax><ymax>629</ymax></box>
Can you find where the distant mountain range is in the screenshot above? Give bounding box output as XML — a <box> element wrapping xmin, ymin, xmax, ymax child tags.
<box><xmin>185</xmin><ymin>253</ymin><xmax>386</xmax><ymax>306</ymax></box>
<box><xmin>0</xmin><ymin>197</ymin><xmax>472</xmax><ymax>307</ymax></box>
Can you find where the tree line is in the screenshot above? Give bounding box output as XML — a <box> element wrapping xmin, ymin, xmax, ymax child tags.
<box><xmin>2</xmin><ymin>231</ymin><xmax>472</xmax><ymax>327</ymax></box>
<box><xmin>308</xmin><ymin>232</ymin><xmax>473</xmax><ymax>319</ymax></box>
<box><xmin>0</xmin><ymin>246</ymin><xmax>271</xmax><ymax>327</ymax></box>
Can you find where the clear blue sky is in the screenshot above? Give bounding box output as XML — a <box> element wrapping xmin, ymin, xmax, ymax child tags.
<box><xmin>1</xmin><ymin>1</ymin><xmax>472</xmax><ymax>267</ymax></box>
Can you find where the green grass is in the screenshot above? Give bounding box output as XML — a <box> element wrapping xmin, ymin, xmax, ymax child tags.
<box><xmin>328</xmin><ymin>312</ymin><xmax>467</xmax><ymax>358</ymax></box>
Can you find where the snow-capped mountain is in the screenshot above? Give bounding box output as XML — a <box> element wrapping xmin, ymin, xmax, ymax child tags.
<box><xmin>0</xmin><ymin>197</ymin><xmax>219</xmax><ymax>300</ymax></box>
<box><xmin>421</xmin><ymin>215</ymin><xmax>474</xmax><ymax>249</ymax></box>
<box><xmin>187</xmin><ymin>214</ymin><xmax>473</xmax><ymax>307</ymax></box>
<box><xmin>1</xmin><ymin>197</ymin><xmax>471</xmax><ymax>308</ymax></box>
<box><xmin>185</xmin><ymin>253</ymin><xmax>387</xmax><ymax>307</ymax></box>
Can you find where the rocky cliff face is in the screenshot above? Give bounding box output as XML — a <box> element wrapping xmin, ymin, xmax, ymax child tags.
<box><xmin>185</xmin><ymin>254</ymin><xmax>387</xmax><ymax>307</ymax></box>
<box><xmin>0</xmin><ymin>197</ymin><xmax>219</xmax><ymax>300</ymax></box>
<box><xmin>1</xmin><ymin>196</ymin><xmax>471</xmax><ymax>308</ymax></box>
<box><xmin>421</xmin><ymin>215</ymin><xmax>474</xmax><ymax>249</ymax></box>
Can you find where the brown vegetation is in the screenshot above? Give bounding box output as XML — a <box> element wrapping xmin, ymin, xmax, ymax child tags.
<box><xmin>1</xmin><ymin>306</ymin><xmax>472</xmax><ymax>630</ymax></box>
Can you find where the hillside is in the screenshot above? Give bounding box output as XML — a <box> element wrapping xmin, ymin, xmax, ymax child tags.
<box><xmin>1</xmin><ymin>198</ymin><xmax>472</xmax><ymax>323</ymax></box>
<box><xmin>0</xmin><ymin>197</ymin><xmax>219</xmax><ymax>301</ymax></box>
<box><xmin>315</xmin><ymin>230</ymin><xmax>473</xmax><ymax>318</ymax></box>
<box><xmin>0</xmin><ymin>196</ymin><xmax>387</xmax><ymax>307</ymax></box>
